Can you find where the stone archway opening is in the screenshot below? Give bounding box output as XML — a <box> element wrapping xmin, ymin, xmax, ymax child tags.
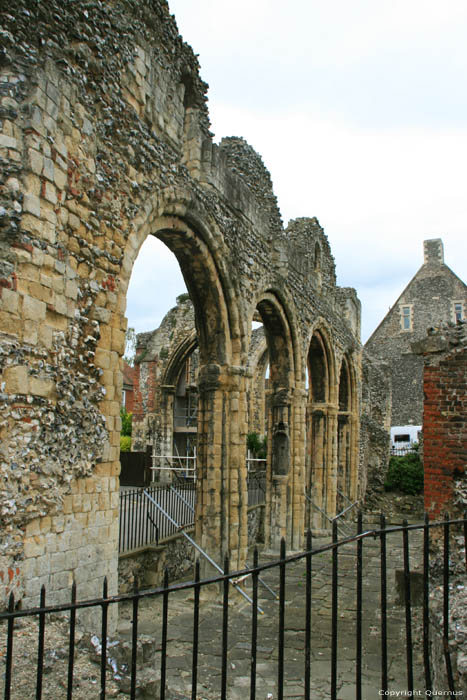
<box><xmin>121</xmin><ymin>216</ymin><xmax>248</xmax><ymax>571</ymax></box>
<box><xmin>306</xmin><ymin>330</ymin><xmax>335</xmax><ymax>530</ymax></box>
<box><xmin>255</xmin><ymin>293</ymin><xmax>301</xmax><ymax>550</ymax></box>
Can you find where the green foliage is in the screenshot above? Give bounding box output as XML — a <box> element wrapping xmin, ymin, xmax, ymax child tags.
<box><xmin>247</xmin><ymin>432</ymin><xmax>267</xmax><ymax>459</ymax></box>
<box><xmin>120</xmin><ymin>435</ymin><xmax>131</xmax><ymax>452</ymax></box>
<box><xmin>177</xmin><ymin>293</ymin><xmax>190</xmax><ymax>304</ymax></box>
<box><xmin>384</xmin><ymin>452</ymin><xmax>423</xmax><ymax>495</ymax></box>
<box><xmin>120</xmin><ymin>407</ymin><xmax>132</xmax><ymax>437</ymax></box>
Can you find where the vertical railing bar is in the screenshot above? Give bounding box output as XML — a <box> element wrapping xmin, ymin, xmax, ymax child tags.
<box><xmin>134</xmin><ymin>490</ymin><xmax>139</xmax><ymax>549</ymax></box>
<box><xmin>130</xmin><ymin>578</ymin><xmax>139</xmax><ymax>700</ymax></box>
<box><xmin>124</xmin><ymin>491</ymin><xmax>128</xmax><ymax>551</ymax></box>
<box><xmin>4</xmin><ymin>592</ymin><xmax>15</xmax><ymax>700</ymax></box>
<box><xmin>304</xmin><ymin>530</ymin><xmax>312</xmax><ymax>700</ymax></box>
<box><xmin>221</xmin><ymin>555</ymin><xmax>229</xmax><ymax>700</ymax></box>
<box><xmin>126</xmin><ymin>490</ymin><xmax>132</xmax><ymax>551</ymax></box>
<box><xmin>402</xmin><ymin>519</ymin><xmax>413</xmax><ymax>693</ymax></box>
<box><xmin>118</xmin><ymin>493</ymin><xmax>122</xmax><ymax>552</ymax></box>
<box><xmin>67</xmin><ymin>582</ymin><xmax>77</xmax><ymax>700</ymax></box>
<box><xmin>422</xmin><ymin>512</ymin><xmax>432</xmax><ymax>690</ymax></box>
<box><xmin>250</xmin><ymin>548</ymin><xmax>259</xmax><ymax>700</ymax></box>
<box><xmin>331</xmin><ymin>520</ymin><xmax>338</xmax><ymax>700</ymax></box>
<box><xmin>380</xmin><ymin>513</ymin><xmax>388</xmax><ymax>693</ymax></box>
<box><xmin>191</xmin><ymin>560</ymin><xmax>200</xmax><ymax>700</ymax></box>
<box><xmin>160</xmin><ymin>568</ymin><xmax>169</xmax><ymax>700</ymax></box>
<box><xmin>36</xmin><ymin>585</ymin><xmax>46</xmax><ymax>700</ymax></box>
<box><xmin>278</xmin><ymin>538</ymin><xmax>286</xmax><ymax>700</ymax></box>
<box><xmin>443</xmin><ymin>513</ymin><xmax>455</xmax><ymax>691</ymax></box>
<box><xmin>129</xmin><ymin>490</ymin><xmax>135</xmax><ymax>551</ymax></box>
<box><xmin>138</xmin><ymin>489</ymin><xmax>144</xmax><ymax>548</ymax></box>
<box><xmin>100</xmin><ymin>577</ymin><xmax>108</xmax><ymax>700</ymax></box>
<box><xmin>356</xmin><ymin>511</ymin><xmax>362</xmax><ymax>700</ymax></box>
<box><xmin>120</xmin><ymin>492</ymin><xmax>126</xmax><ymax>552</ymax></box>
<box><xmin>144</xmin><ymin>492</ymin><xmax>149</xmax><ymax>547</ymax></box>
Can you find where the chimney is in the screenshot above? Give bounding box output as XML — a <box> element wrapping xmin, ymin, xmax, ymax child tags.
<box><xmin>423</xmin><ymin>238</ymin><xmax>444</xmax><ymax>265</ymax></box>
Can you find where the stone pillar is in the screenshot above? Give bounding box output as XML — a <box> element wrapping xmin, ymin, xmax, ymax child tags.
<box><xmin>325</xmin><ymin>407</ymin><xmax>338</xmax><ymax>519</ymax></box>
<box><xmin>265</xmin><ymin>389</ymin><xmax>292</xmax><ymax>551</ymax></box>
<box><xmin>349</xmin><ymin>414</ymin><xmax>359</xmax><ymax>502</ymax></box>
<box><xmin>158</xmin><ymin>386</ymin><xmax>175</xmax><ymax>484</ymax></box>
<box><xmin>310</xmin><ymin>410</ymin><xmax>326</xmax><ymax>529</ymax></box>
<box><xmin>289</xmin><ymin>387</ymin><xmax>307</xmax><ymax>550</ymax></box>
<box><xmin>195</xmin><ymin>364</ymin><xmax>248</xmax><ymax>574</ymax></box>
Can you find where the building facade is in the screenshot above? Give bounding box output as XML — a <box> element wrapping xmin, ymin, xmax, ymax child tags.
<box><xmin>365</xmin><ymin>239</ymin><xmax>467</xmax><ymax>426</ymax></box>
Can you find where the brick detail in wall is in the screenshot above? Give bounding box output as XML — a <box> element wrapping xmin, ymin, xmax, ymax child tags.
<box><xmin>423</xmin><ymin>355</ymin><xmax>467</xmax><ymax>518</ymax></box>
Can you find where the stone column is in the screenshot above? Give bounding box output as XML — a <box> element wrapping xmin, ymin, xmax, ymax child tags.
<box><xmin>325</xmin><ymin>407</ymin><xmax>339</xmax><ymax>519</ymax></box>
<box><xmin>265</xmin><ymin>389</ymin><xmax>292</xmax><ymax>551</ymax></box>
<box><xmin>158</xmin><ymin>386</ymin><xmax>175</xmax><ymax>484</ymax></box>
<box><xmin>195</xmin><ymin>364</ymin><xmax>248</xmax><ymax>575</ymax></box>
<box><xmin>289</xmin><ymin>387</ymin><xmax>307</xmax><ymax>550</ymax></box>
<box><xmin>310</xmin><ymin>410</ymin><xmax>326</xmax><ymax>529</ymax></box>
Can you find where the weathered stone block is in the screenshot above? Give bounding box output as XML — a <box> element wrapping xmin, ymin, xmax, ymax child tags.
<box><xmin>1</xmin><ymin>288</ymin><xmax>19</xmax><ymax>314</ymax></box>
<box><xmin>29</xmin><ymin>377</ymin><xmax>55</xmax><ymax>398</ymax></box>
<box><xmin>22</xmin><ymin>193</ymin><xmax>41</xmax><ymax>218</ymax></box>
<box><xmin>3</xmin><ymin>365</ymin><xmax>29</xmax><ymax>394</ymax></box>
<box><xmin>23</xmin><ymin>294</ymin><xmax>46</xmax><ymax>321</ymax></box>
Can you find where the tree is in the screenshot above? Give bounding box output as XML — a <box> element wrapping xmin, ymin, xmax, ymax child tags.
<box><xmin>120</xmin><ymin>407</ymin><xmax>132</xmax><ymax>437</ymax></box>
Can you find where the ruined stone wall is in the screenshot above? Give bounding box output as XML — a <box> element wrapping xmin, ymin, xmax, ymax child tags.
<box><xmin>359</xmin><ymin>349</ymin><xmax>392</xmax><ymax>500</ymax></box>
<box><xmin>412</xmin><ymin>322</ymin><xmax>467</xmax><ymax>519</ymax></box>
<box><xmin>365</xmin><ymin>239</ymin><xmax>467</xmax><ymax>426</ymax></box>
<box><xmin>0</xmin><ymin>0</ymin><xmax>362</xmax><ymax>608</ymax></box>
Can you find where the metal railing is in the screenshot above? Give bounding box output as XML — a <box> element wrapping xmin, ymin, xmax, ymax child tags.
<box><xmin>119</xmin><ymin>483</ymin><xmax>196</xmax><ymax>552</ymax></box>
<box><xmin>391</xmin><ymin>446</ymin><xmax>419</xmax><ymax>456</ymax></box>
<box><xmin>2</xmin><ymin>513</ymin><xmax>465</xmax><ymax>699</ymax></box>
<box><xmin>120</xmin><ymin>477</ymin><xmax>266</xmax><ymax>553</ymax></box>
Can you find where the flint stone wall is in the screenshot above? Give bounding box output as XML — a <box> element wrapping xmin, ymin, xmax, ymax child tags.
<box><xmin>0</xmin><ymin>0</ymin><xmax>362</xmax><ymax>610</ymax></box>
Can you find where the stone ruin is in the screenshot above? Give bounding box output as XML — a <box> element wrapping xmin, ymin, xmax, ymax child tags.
<box><xmin>0</xmin><ymin>0</ymin><xmax>371</xmax><ymax>609</ymax></box>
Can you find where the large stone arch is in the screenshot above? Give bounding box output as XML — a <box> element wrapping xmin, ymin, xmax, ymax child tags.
<box><xmin>120</xmin><ymin>211</ymin><xmax>249</xmax><ymax>569</ymax></box>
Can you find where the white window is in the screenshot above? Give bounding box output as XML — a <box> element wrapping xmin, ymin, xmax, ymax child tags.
<box><xmin>453</xmin><ymin>301</ymin><xmax>464</xmax><ymax>322</ymax></box>
<box><xmin>400</xmin><ymin>305</ymin><xmax>412</xmax><ymax>331</ymax></box>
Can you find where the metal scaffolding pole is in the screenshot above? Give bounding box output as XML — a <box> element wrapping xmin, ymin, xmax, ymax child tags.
<box><xmin>143</xmin><ymin>489</ymin><xmax>264</xmax><ymax>613</ymax></box>
<box><xmin>168</xmin><ymin>486</ymin><xmax>278</xmax><ymax>600</ymax></box>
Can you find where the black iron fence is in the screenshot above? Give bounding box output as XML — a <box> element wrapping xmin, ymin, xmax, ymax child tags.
<box><xmin>3</xmin><ymin>513</ymin><xmax>465</xmax><ymax>699</ymax></box>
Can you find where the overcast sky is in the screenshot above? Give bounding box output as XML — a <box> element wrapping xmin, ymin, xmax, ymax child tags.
<box><xmin>127</xmin><ymin>0</ymin><xmax>467</xmax><ymax>343</ymax></box>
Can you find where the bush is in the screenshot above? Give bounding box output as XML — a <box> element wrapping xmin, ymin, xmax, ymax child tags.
<box><xmin>384</xmin><ymin>453</ymin><xmax>423</xmax><ymax>495</ymax></box>
<box><xmin>120</xmin><ymin>435</ymin><xmax>131</xmax><ymax>452</ymax></box>
<box><xmin>120</xmin><ymin>407</ymin><xmax>132</xmax><ymax>436</ymax></box>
